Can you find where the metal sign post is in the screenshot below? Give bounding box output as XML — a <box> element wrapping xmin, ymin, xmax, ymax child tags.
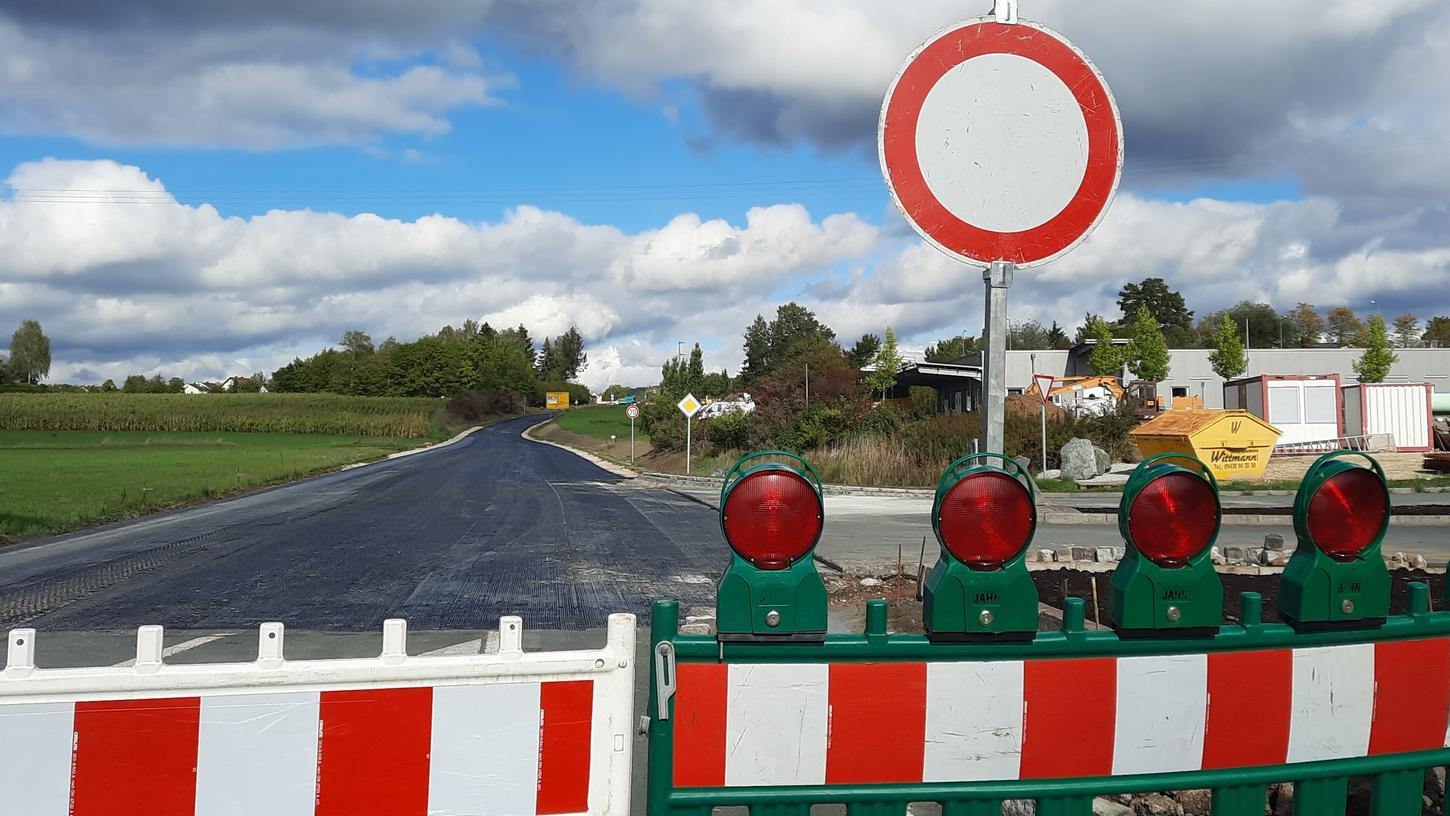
<box><xmin>626</xmin><ymin>402</ymin><xmax>640</xmax><ymax>464</ymax></box>
<box><xmin>1034</xmin><ymin>373</ymin><xmax>1055</xmax><ymax>474</ymax></box>
<box><xmin>677</xmin><ymin>394</ymin><xmax>701</xmax><ymax>475</ymax></box>
<box><xmin>877</xmin><ymin>0</ymin><xmax>1122</xmax><ymax>456</ymax></box>
<box><xmin>982</xmin><ymin>261</ymin><xmax>1013</xmax><ymax>454</ymax></box>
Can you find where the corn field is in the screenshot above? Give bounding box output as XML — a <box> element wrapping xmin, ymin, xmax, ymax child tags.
<box><xmin>0</xmin><ymin>393</ymin><xmax>440</xmax><ymax>437</ymax></box>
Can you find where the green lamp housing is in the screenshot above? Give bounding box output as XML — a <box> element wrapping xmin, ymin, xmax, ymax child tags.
<box><xmin>1108</xmin><ymin>454</ymin><xmax>1224</xmax><ymax>635</ymax></box>
<box><xmin>714</xmin><ymin>451</ymin><xmax>828</xmax><ymax>642</ymax></box>
<box><xmin>1280</xmin><ymin>451</ymin><xmax>1391</xmax><ymax>630</ymax></box>
<box><xmin>922</xmin><ymin>453</ymin><xmax>1040</xmax><ymax>641</ymax></box>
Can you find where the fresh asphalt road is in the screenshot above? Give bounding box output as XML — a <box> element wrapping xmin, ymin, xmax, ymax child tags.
<box><xmin>3</xmin><ymin>412</ymin><xmax>1446</xmax><ymax>645</ymax></box>
<box><xmin>0</xmin><ymin>415</ymin><xmax>722</xmax><ymax>634</ymax></box>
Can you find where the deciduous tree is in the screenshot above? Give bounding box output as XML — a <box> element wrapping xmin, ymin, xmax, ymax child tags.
<box><xmin>8</xmin><ymin>319</ymin><xmax>51</xmax><ymax>383</ymax></box>
<box><xmin>1289</xmin><ymin>303</ymin><xmax>1323</xmax><ymax>347</ymax></box>
<box><xmin>1424</xmin><ymin>316</ymin><xmax>1450</xmax><ymax>348</ymax></box>
<box><xmin>1392</xmin><ymin>314</ymin><xmax>1421</xmax><ymax>348</ymax></box>
<box><xmin>1086</xmin><ymin>317</ymin><xmax>1122</xmax><ymax>377</ymax></box>
<box><xmin>1209</xmin><ymin>313</ymin><xmax>1247</xmax><ymax>380</ymax></box>
<box><xmin>868</xmin><ymin>327</ymin><xmax>902</xmax><ymax>399</ymax></box>
<box><xmin>1353</xmin><ymin>314</ymin><xmax>1398</xmax><ymax>383</ymax></box>
<box><xmin>1117</xmin><ymin>277</ymin><xmax>1194</xmax><ymax>345</ymax></box>
<box><xmin>1125</xmin><ymin>306</ymin><xmax>1170</xmax><ymax>382</ymax></box>
<box><xmin>1326</xmin><ymin>307</ymin><xmax>1364</xmax><ymax>346</ymax></box>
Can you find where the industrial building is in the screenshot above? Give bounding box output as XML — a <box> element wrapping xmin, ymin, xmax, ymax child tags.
<box><xmin>896</xmin><ymin>342</ymin><xmax>1450</xmax><ymax>414</ymax></box>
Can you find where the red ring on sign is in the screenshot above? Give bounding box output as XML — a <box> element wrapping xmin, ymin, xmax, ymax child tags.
<box><xmin>881</xmin><ymin>21</ymin><xmax>1121</xmax><ymax>267</ymax></box>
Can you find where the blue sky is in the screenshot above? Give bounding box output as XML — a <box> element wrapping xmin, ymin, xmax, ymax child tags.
<box><xmin>1</xmin><ymin>1</ymin><xmax>1446</xmax><ymax>388</ymax></box>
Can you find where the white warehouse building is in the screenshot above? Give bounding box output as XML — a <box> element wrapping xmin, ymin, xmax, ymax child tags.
<box><xmin>896</xmin><ymin>342</ymin><xmax>1450</xmax><ymax>413</ymax></box>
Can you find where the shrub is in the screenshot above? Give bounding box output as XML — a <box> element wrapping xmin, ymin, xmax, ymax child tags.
<box><xmin>705</xmin><ymin>411</ymin><xmax>754</xmax><ymax>453</ymax></box>
<box><xmin>908</xmin><ymin>386</ymin><xmax>938</xmax><ymax>419</ymax></box>
<box><xmin>855</xmin><ymin>404</ymin><xmax>906</xmax><ymax>438</ymax></box>
<box><xmin>898</xmin><ymin>412</ymin><xmax>980</xmax><ymax>464</ymax></box>
<box><xmin>779</xmin><ymin>406</ymin><xmax>851</xmax><ymax>452</ymax></box>
<box><xmin>1076</xmin><ymin>404</ymin><xmax>1139</xmax><ymax>461</ymax></box>
<box><xmin>1004</xmin><ymin>411</ymin><xmax>1078</xmax><ymax>470</ymax></box>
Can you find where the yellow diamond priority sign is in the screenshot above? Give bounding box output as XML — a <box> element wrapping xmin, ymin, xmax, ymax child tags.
<box><xmin>677</xmin><ymin>393</ymin><xmax>701</xmax><ymax>419</ymax></box>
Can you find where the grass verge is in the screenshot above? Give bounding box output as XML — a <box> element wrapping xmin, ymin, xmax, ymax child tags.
<box><xmin>0</xmin><ymin>430</ymin><xmax>426</xmax><ymax>539</ymax></box>
<box><xmin>552</xmin><ymin>404</ymin><xmax>647</xmax><ymax>442</ymax></box>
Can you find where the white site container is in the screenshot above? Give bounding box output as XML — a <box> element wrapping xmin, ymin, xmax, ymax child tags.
<box><xmin>1224</xmin><ymin>374</ymin><xmax>1342</xmax><ymax>446</ymax></box>
<box><xmin>1343</xmin><ymin>382</ymin><xmax>1434</xmax><ymax>452</ymax></box>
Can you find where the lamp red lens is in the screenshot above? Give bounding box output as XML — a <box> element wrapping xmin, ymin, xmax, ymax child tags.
<box><xmin>1127</xmin><ymin>471</ymin><xmax>1218</xmax><ymax>567</ymax></box>
<box><xmin>936</xmin><ymin>472</ymin><xmax>1034</xmax><ymax>570</ymax></box>
<box><xmin>1308</xmin><ymin>467</ymin><xmax>1388</xmax><ymax>562</ymax></box>
<box><xmin>722</xmin><ymin>470</ymin><xmax>822</xmax><ymax>569</ymax></box>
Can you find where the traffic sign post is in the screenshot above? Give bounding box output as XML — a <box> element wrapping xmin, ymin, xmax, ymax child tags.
<box><xmin>677</xmin><ymin>394</ymin><xmax>701</xmax><ymax>475</ymax></box>
<box><xmin>1034</xmin><ymin>373</ymin><xmax>1054</xmax><ymax>474</ymax></box>
<box><xmin>879</xmin><ymin>0</ymin><xmax>1121</xmax><ymax>456</ymax></box>
<box><xmin>626</xmin><ymin>402</ymin><xmax>640</xmax><ymax>464</ymax></box>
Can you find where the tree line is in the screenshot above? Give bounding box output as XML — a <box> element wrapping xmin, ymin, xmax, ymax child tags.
<box><xmin>268</xmin><ymin>320</ymin><xmax>588</xmax><ymax>407</ymax></box>
<box><xmin>913</xmin><ymin>278</ymin><xmax>1450</xmax><ymax>363</ymax></box>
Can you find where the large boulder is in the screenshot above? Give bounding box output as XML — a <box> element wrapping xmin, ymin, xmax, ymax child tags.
<box><xmin>1059</xmin><ymin>437</ymin><xmax>1098</xmax><ymax>481</ymax></box>
<box><xmin>1093</xmin><ymin>445</ymin><xmax>1111</xmax><ymax>475</ymax></box>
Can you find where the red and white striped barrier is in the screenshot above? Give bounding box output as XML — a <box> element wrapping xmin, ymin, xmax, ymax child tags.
<box><xmin>0</xmin><ymin>614</ymin><xmax>635</xmax><ymax>816</ymax></box>
<box><xmin>671</xmin><ymin>637</ymin><xmax>1450</xmax><ymax>786</ymax></box>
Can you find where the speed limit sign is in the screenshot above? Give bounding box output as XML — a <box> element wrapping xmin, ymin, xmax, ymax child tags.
<box><xmin>625</xmin><ymin>403</ymin><xmax>640</xmax><ymax>420</ymax></box>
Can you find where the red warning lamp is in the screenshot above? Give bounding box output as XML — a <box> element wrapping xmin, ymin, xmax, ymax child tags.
<box><xmin>1281</xmin><ymin>452</ymin><xmax>1392</xmax><ymax>628</ymax></box>
<box><xmin>936</xmin><ymin>471</ymin><xmax>1035</xmax><ymax>570</ymax></box>
<box><xmin>715</xmin><ymin>451</ymin><xmax>827</xmax><ymax>640</ymax></box>
<box><xmin>1108</xmin><ymin>454</ymin><xmax>1223</xmax><ymax>633</ymax></box>
<box><xmin>722</xmin><ymin>470</ymin><xmax>824</xmax><ymax>570</ymax></box>
<box><xmin>923</xmin><ymin>454</ymin><xmax>1039</xmax><ymax>638</ymax></box>
<box><xmin>1125</xmin><ymin>471</ymin><xmax>1220</xmax><ymax>568</ymax></box>
<box><xmin>1306</xmin><ymin>467</ymin><xmax>1388</xmax><ymax>563</ymax></box>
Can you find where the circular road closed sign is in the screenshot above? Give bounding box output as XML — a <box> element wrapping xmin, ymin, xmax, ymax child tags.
<box><xmin>879</xmin><ymin>18</ymin><xmax>1122</xmax><ymax>268</ymax></box>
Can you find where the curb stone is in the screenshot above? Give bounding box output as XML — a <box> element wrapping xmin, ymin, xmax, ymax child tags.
<box><xmin>521</xmin><ymin>418</ymin><xmax>641</xmax><ymax>478</ymax></box>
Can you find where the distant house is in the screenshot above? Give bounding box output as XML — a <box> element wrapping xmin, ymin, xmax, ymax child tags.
<box><xmin>183</xmin><ymin>382</ymin><xmax>212</xmax><ymax>395</ymax></box>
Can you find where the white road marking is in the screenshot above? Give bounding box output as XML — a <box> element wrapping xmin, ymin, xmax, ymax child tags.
<box><xmin>111</xmin><ymin>634</ymin><xmax>231</xmax><ymax>667</ymax></box>
<box><xmin>422</xmin><ymin>638</ymin><xmax>484</xmax><ymax>656</ymax></box>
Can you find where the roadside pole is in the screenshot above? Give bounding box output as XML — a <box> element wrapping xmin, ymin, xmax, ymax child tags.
<box><xmin>626</xmin><ymin>402</ymin><xmax>640</xmax><ymax>465</ymax></box>
<box><xmin>1040</xmin><ymin>400</ymin><xmax>1047</xmax><ymax>472</ymax></box>
<box><xmin>1033</xmin><ymin>373</ymin><xmax>1054</xmax><ymax>475</ymax></box>
<box><xmin>982</xmin><ymin>260</ymin><xmax>1013</xmax><ymax>454</ymax></box>
<box><xmin>676</xmin><ymin>394</ymin><xmax>700</xmax><ymax>476</ymax></box>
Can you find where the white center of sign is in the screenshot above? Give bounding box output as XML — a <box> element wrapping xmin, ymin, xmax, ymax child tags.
<box><xmin>915</xmin><ymin>52</ymin><xmax>1089</xmax><ymax>234</ymax></box>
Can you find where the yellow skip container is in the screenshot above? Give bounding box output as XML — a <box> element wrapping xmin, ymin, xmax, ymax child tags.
<box><xmin>1129</xmin><ymin>409</ymin><xmax>1282</xmax><ymax>481</ymax></box>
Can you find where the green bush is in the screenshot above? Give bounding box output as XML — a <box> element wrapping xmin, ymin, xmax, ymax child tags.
<box><xmin>1076</xmin><ymin>404</ymin><xmax>1140</xmax><ymax>461</ymax></box>
<box><xmin>706</xmin><ymin>411</ymin><xmax>753</xmax><ymax>453</ymax></box>
<box><xmin>908</xmin><ymin>386</ymin><xmax>938</xmax><ymax>419</ymax></box>
<box><xmin>1004</xmin><ymin>411</ymin><xmax>1078</xmax><ymax>470</ymax></box>
<box><xmin>898</xmin><ymin>412</ymin><xmax>980</xmax><ymax>463</ymax></box>
<box><xmin>779</xmin><ymin>406</ymin><xmax>851</xmax><ymax>452</ymax></box>
<box><xmin>856</xmin><ymin>404</ymin><xmax>906</xmax><ymax>438</ymax></box>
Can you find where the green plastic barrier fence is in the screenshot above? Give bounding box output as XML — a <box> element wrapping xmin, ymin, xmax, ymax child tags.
<box><xmin>645</xmin><ymin>449</ymin><xmax>1448</xmax><ymax>816</ymax></box>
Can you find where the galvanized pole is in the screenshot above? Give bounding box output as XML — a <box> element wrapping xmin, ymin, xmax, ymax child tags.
<box><xmin>630</xmin><ymin>415</ymin><xmax>635</xmax><ymax>464</ymax></box>
<box><xmin>685</xmin><ymin>416</ymin><xmax>692</xmax><ymax>475</ymax></box>
<box><xmin>1032</xmin><ymin>353</ymin><xmax>1045</xmax><ymax>473</ymax></box>
<box><xmin>1040</xmin><ymin>402</ymin><xmax>1048</xmax><ymax>474</ymax></box>
<box><xmin>982</xmin><ymin>260</ymin><xmax>1014</xmax><ymax>454</ymax></box>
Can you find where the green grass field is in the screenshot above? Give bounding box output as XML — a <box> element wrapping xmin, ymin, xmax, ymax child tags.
<box><xmin>0</xmin><ymin>430</ymin><xmax>423</xmax><ymax>538</ymax></box>
<box><xmin>554</xmin><ymin>404</ymin><xmax>647</xmax><ymax>441</ymax></box>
